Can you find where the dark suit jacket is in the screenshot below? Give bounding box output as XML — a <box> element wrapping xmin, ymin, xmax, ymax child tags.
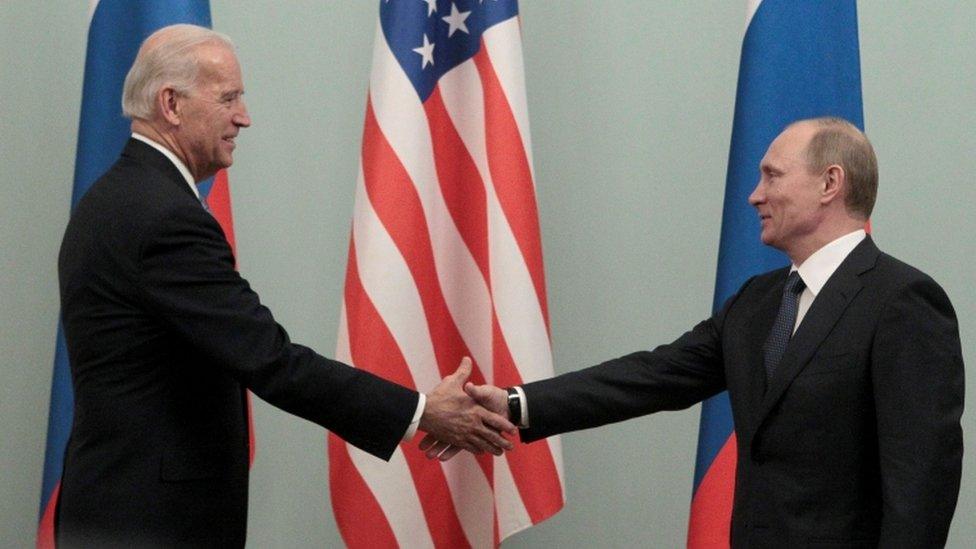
<box><xmin>56</xmin><ymin>139</ymin><xmax>418</xmax><ymax>547</ymax></box>
<box><xmin>520</xmin><ymin>236</ymin><xmax>963</xmax><ymax>548</ymax></box>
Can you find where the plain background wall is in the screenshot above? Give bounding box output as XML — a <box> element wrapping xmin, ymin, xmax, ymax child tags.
<box><xmin>2</xmin><ymin>1</ymin><xmax>973</xmax><ymax>546</ymax></box>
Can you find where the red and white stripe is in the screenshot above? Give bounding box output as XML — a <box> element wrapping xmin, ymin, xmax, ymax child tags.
<box><xmin>329</xmin><ymin>16</ymin><xmax>564</xmax><ymax>548</ymax></box>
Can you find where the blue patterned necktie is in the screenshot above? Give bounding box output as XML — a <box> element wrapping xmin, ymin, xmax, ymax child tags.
<box><xmin>763</xmin><ymin>271</ymin><xmax>806</xmax><ymax>380</ymax></box>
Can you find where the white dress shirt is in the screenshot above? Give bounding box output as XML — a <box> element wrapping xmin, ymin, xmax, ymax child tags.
<box><xmin>130</xmin><ymin>133</ymin><xmax>426</xmax><ymax>440</ymax></box>
<box><xmin>791</xmin><ymin>229</ymin><xmax>867</xmax><ymax>333</ymax></box>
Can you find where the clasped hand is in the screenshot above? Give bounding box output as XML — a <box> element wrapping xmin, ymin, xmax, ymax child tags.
<box><xmin>418</xmin><ymin>357</ymin><xmax>514</xmax><ymax>461</ymax></box>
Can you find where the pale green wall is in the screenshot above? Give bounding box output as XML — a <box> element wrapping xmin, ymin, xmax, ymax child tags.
<box><xmin>1</xmin><ymin>1</ymin><xmax>973</xmax><ymax>547</ymax></box>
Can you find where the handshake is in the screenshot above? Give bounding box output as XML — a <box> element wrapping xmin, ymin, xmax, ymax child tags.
<box><xmin>416</xmin><ymin>357</ymin><xmax>517</xmax><ymax>462</ymax></box>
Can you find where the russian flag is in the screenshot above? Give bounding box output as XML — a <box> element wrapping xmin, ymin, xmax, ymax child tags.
<box><xmin>687</xmin><ymin>1</ymin><xmax>864</xmax><ymax>546</ymax></box>
<box><xmin>36</xmin><ymin>2</ymin><xmax>245</xmax><ymax>547</ymax></box>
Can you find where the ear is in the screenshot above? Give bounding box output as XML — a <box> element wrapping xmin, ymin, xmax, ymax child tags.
<box><xmin>820</xmin><ymin>164</ymin><xmax>845</xmax><ymax>206</ymax></box>
<box><xmin>157</xmin><ymin>86</ymin><xmax>182</xmax><ymax>126</ymax></box>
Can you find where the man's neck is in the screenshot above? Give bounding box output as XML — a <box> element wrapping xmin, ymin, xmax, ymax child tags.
<box><xmin>130</xmin><ymin>126</ymin><xmax>200</xmax><ymax>199</ymax></box>
<box><xmin>130</xmin><ymin>119</ymin><xmax>198</xmax><ymax>182</ymax></box>
<box><xmin>787</xmin><ymin>221</ymin><xmax>868</xmax><ymax>265</ymax></box>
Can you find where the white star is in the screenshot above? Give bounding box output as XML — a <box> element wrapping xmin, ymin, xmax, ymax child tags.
<box><xmin>441</xmin><ymin>3</ymin><xmax>471</xmax><ymax>37</ymax></box>
<box><xmin>412</xmin><ymin>33</ymin><xmax>435</xmax><ymax>69</ymax></box>
<box><xmin>423</xmin><ymin>0</ymin><xmax>437</xmax><ymax>16</ymax></box>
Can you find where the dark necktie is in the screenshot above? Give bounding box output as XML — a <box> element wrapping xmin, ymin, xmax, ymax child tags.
<box><xmin>763</xmin><ymin>271</ymin><xmax>806</xmax><ymax>379</ymax></box>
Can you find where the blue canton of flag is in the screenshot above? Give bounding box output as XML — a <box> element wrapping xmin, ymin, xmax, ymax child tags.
<box><xmin>380</xmin><ymin>0</ymin><xmax>518</xmax><ymax>101</ymax></box>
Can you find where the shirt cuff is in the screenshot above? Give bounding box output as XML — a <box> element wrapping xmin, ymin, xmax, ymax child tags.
<box><xmin>513</xmin><ymin>386</ymin><xmax>529</xmax><ymax>428</ymax></box>
<box><xmin>402</xmin><ymin>392</ymin><xmax>426</xmax><ymax>442</ymax></box>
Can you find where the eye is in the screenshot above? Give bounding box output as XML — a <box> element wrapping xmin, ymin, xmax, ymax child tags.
<box><xmin>762</xmin><ymin>168</ymin><xmax>782</xmax><ymax>182</ymax></box>
<box><xmin>221</xmin><ymin>92</ymin><xmax>243</xmax><ymax>105</ymax></box>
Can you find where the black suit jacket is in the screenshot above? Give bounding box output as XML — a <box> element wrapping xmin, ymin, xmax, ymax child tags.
<box><xmin>56</xmin><ymin>139</ymin><xmax>418</xmax><ymax>547</ymax></box>
<box><xmin>520</xmin><ymin>237</ymin><xmax>963</xmax><ymax>548</ymax></box>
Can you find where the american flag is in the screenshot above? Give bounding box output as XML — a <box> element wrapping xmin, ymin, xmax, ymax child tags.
<box><xmin>327</xmin><ymin>0</ymin><xmax>564</xmax><ymax>546</ymax></box>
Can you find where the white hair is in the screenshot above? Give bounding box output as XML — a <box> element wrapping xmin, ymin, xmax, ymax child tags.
<box><xmin>121</xmin><ymin>24</ymin><xmax>234</xmax><ymax>120</ymax></box>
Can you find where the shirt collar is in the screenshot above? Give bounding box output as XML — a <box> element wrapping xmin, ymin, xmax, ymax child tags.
<box><xmin>131</xmin><ymin>132</ymin><xmax>200</xmax><ymax>200</ymax></box>
<box><xmin>792</xmin><ymin>229</ymin><xmax>867</xmax><ymax>297</ymax></box>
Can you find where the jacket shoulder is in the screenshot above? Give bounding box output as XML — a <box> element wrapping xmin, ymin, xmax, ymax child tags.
<box><xmin>873</xmin><ymin>251</ymin><xmax>938</xmax><ymax>285</ymax></box>
<box><xmin>59</xmin><ymin>155</ymin><xmax>210</xmax><ymax>292</ymax></box>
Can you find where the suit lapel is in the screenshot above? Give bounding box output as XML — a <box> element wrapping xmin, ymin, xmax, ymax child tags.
<box><xmin>756</xmin><ymin>237</ymin><xmax>880</xmax><ymax>423</ymax></box>
<box><xmin>741</xmin><ymin>275</ymin><xmax>787</xmax><ymax>428</ymax></box>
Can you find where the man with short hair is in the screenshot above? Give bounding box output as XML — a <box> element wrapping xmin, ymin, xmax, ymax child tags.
<box><xmin>57</xmin><ymin>24</ymin><xmax>513</xmax><ymax>547</ymax></box>
<box><xmin>436</xmin><ymin>118</ymin><xmax>964</xmax><ymax>547</ymax></box>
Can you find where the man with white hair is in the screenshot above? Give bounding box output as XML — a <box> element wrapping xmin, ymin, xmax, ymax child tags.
<box><xmin>57</xmin><ymin>24</ymin><xmax>513</xmax><ymax>547</ymax></box>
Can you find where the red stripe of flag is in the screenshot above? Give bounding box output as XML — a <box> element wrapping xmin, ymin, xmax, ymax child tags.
<box><xmin>424</xmin><ymin>87</ymin><xmax>491</xmax><ymax>283</ymax></box>
<box><xmin>361</xmin><ymin>98</ymin><xmax>496</xmax><ymax>494</ymax></box>
<box><xmin>473</xmin><ymin>44</ymin><xmax>549</xmax><ymax>329</ymax></box>
<box><xmin>207</xmin><ymin>170</ymin><xmax>237</xmax><ymax>257</ymax></box>
<box><xmin>422</xmin><ymin>79</ymin><xmax>563</xmax><ymax>530</ymax></box>
<box><xmin>36</xmin><ymin>484</ymin><xmax>59</xmax><ymax>549</ymax></box>
<box><xmin>687</xmin><ymin>433</ymin><xmax>737</xmax><ymax>547</ymax></box>
<box><xmin>328</xmin><ymin>435</ymin><xmax>399</xmax><ymax>548</ymax></box>
<box><xmin>427</xmin><ymin>38</ymin><xmax>565</xmax><ymax>527</ymax></box>
<box><xmin>337</xmin><ymin>240</ymin><xmax>471</xmax><ymax>548</ymax></box>
<box><xmin>360</xmin><ymin>98</ymin><xmax>488</xmax><ymax>389</ymax></box>
<box><xmin>474</xmin><ymin>39</ymin><xmax>565</xmax><ymax>523</ymax></box>
<box><xmin>492</xmin><ymin>315</ymin><xmax>564</xmax><ymax>522</ymax></box>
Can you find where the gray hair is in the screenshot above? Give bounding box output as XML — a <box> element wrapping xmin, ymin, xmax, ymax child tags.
<box><xmin>792</xmin><ymin>117</ymin><xmax>879</xmax><ymax>220</ymax></box>
<box><xmin>121</xmin><ymin>24</ymin><xmax>234</xmax><ymax>120</ymax></box>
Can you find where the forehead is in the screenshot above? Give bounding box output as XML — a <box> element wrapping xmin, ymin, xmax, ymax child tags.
<box><xmin>194</xmin><ymin>43</ymin><xmax>243</xmax><ymax>86</ymax></box>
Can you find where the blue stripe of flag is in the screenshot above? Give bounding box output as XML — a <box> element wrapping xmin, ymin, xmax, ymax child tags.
<box><xmin>39</xmin><ymin>0</ymin><xmax>213</xmax><ymax>520</ymax></box>
<box><xmin>692</xmin><ymin>0</ymin><xmax>864</xmax><ymax>493</ymax></box>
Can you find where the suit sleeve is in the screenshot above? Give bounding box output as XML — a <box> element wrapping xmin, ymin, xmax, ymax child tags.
<box><xmin>136</xmin><ymin>203</ymin><xmax>418</xmax><ymax>460</ymax></box>
<box><xmin>872</xmin><ymin>277</ymin><xmax>964</xmax><ymax>547</ymax></box>
<box><xmin>520</xmin><ymin>298</ymin><xmax>731</xmax><ymax>442</ymax></box>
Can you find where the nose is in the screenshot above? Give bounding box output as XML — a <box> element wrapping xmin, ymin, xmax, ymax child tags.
<box><xmin>748</xmin><ymin>180</ymin><xmax>764</xmax><ymax>206</ymax></box>
<box><xmin>234</xmin><ymin>99</ymin><xmax>251</xmax><ymax>128</ymax></box>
